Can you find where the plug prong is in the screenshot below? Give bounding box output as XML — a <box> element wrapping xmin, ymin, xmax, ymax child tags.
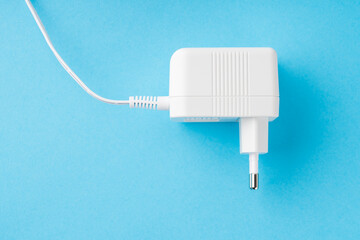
<box><xmin>249</xmin><ymin>173</ymin><xmax>259</xmax><ymax>190</ymax></box>
<box><xmin>249</xmin><ymin>153</ymin><xmax>259</xmax><ymax>190</ymax></box>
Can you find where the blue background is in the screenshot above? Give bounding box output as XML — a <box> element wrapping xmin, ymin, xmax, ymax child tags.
<box><xmin>1</xmin><ymin>0</ymin><xmax>360</xmax><ymax>239</ymax></box>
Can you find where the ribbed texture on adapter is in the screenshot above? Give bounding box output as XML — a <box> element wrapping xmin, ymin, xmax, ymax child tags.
<box><xmin>129</xmin><ymin>96</ymin><xmax>170</xmax><ymax>110</ymax></box>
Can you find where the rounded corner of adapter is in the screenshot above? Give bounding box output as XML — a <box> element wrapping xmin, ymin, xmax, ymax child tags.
<box><xmin>266</xmin><ymin>47</ymin><xmax>277</xmax><ymax>55</ymax></box>
<box><xmin>170</xmin><ymin>48</ymin><xmax>189</xmax><ymax>63</ymax></box>
<box><xmin>258</xmin><ymin>47</ymin><xmax>277</xmax><ymax>60</ymax></box>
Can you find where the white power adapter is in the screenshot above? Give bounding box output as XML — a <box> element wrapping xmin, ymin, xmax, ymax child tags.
<box><xmin>168</xmin><ymin>48</ymin><xmax>279</xmax><ymax>189</ymax></box>
<box><xmin>26</xmin><ymin>0</ymin><xmax>279</xmax><ymax>190</ymax></box>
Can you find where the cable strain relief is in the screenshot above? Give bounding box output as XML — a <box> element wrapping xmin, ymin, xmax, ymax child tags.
<box><xmin>129</xmin><ymin>96</ymin><xmax>170</xmax><ymax>111</ymax></box>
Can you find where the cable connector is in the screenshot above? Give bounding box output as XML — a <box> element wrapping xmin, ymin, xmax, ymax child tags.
<box><xmin>129</xmin><ymin>96</ymin><xmax>170</xmax><ymax>110</ymax></box>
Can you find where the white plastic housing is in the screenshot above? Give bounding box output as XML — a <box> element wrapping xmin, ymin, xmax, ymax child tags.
<box><xmin>168</xmin><ymin>48</ymin><xmax>279</xmax><ymax>187</ymax></box>
<box><xmin>169</xmin><ymin>48</ymin><xmax>279</xmax><ymax>122</ymax></box>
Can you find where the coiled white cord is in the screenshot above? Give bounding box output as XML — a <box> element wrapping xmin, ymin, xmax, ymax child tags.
<box><xmin>25</xmin><ymin>0</ymin><xmax>129</xmax><ymax>105</ymax></box>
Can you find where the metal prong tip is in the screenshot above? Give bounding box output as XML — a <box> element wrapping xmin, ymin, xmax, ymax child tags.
<box><xmin>249</xmin><ymin>173</ymin><xmax>259</xmax><ymax>190</ymax></box>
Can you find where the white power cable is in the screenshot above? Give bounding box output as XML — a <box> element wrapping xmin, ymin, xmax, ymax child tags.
<box><xmin>25</xmin><ymin>0</ymin><xmax>129</xmax><ymax>105</ymax></box>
